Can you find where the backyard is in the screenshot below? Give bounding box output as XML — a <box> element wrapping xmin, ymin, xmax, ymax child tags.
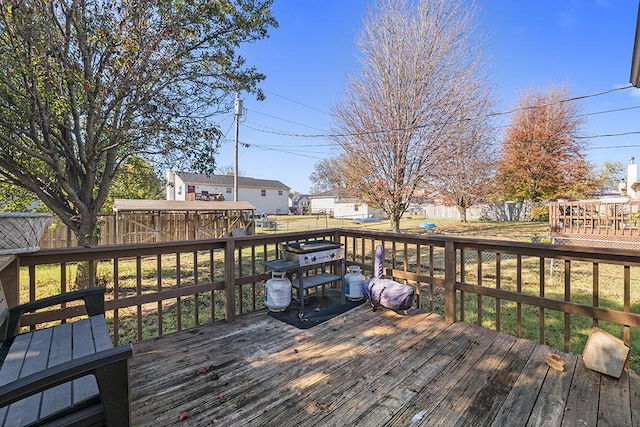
<box><xmin>256</xmin><ymin>215</ymin><xmax>549</xmax><ymax>241</ymax></box>
<box><xmin>12</xmin><ymin>220</ymin><xmax>639</xmax><ymax>373</ymax></box>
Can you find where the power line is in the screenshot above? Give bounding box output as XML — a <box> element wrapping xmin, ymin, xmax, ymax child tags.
<box><xmin>263</xmin><ymin>89</ymin><xmax>331</xmax><ymax>115</ymax></box>
<box><xmin>244</xmin><ymin>108</ymin><xmax>327</xmax><ymax>132</ymax></box>
<box><xmin>577</xmin><ymin>104</ymin><xmax>640</xmax><ymax>118</ymax></box>
<box><xmin>578</xmin><ymin>130</ymin><xmax>640</xmax><ymax>140</ymax></box>
<box><xmin>242</xmin><ymin>85</ymin><xmax>638</xmax><ymax>140</ymax></box>
<box><xmin>590</xmin><ymin>143</ymin><xmax>640</xmax><ymax>150</ymax></box>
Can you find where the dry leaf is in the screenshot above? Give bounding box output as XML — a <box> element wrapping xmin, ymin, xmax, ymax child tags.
<box><xmin>544</xmin><ymin>353</ymin><xmax>565</xmax><ymax>371</ymax></box>
<box><xmin>179</xmin><ymin>412</ymin><xmax>190</xmax><ymax>421</ymax></box>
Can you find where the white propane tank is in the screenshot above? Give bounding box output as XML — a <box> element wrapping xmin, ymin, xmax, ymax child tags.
<box><xmin>344</xmin><ymin>265</ymin><xmax>365</xmax><ymax>301</ymax></box>
<box><xmin>264</xmin><ymin>271</ymin><xmax>292</xmax><ymax>311</ymax></box>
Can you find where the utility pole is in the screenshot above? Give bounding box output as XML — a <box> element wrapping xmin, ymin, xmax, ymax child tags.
<box><xmin>234</xmin><ymin>92</ymin><xmax>242</xmax><ymax>202</ymax></box>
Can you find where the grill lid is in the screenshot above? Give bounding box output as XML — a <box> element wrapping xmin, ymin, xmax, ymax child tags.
<box><xmin>281</xmin><ymin>240</ymin><xmax>342</xmax><ymax>254</ymax></box>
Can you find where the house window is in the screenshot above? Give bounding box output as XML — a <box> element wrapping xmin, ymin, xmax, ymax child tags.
<box><xmin>354</xmin><ymin>204</ymin><xmax>359</xmax><ymax>212</ymax></box>
<box><xmin>226</xmin><ymin>188</ymin><xmax>232</xmax><ymax>194</ymax></box>
<box><xmin>278</xmin><ymin>190</ymin><xmax>283</xmax><ymax>196</ymax></box>
<box><xmin>261</xmin><ymin>189</ymin><xmax>266</xmax><ymax>197</ymax></box>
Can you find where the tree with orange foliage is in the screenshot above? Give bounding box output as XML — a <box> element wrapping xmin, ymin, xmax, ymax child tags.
<box><xmin>495</xmin><ymin>85</ymin><xmax>598</xmax><ymax>202</ymax></box>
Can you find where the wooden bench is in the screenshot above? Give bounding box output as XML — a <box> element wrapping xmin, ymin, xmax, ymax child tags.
<box><xmin>0</xmin><ymin>273</ymin><xmax>133</xmax><ymax>426</ymax></box>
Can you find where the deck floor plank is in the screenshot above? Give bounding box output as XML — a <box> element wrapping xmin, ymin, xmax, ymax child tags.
<box><xmin>454</xmin><ymin>337</ymin><xmax>538</xmax><ymax>427</ymax></box>
<box><xmin>561</xmin><ymin>357</ymin><xmax>602</xmax><ymax>427</ymax></box>
<box><xmin>243</xmin><ymin>311</ymin><xmax>445</xmax><ymax>427</ymax></box>
<box><xmin>597</xmin><ymin>369</ymin><xmax>632</xmax><ymax>427</ymax></box>
<box><xmin>214</xmin><ymin>309</ymin><xmax>434</xmax><ymax>426</ymax></box>
<box><xmin>630</xmin><ymin>369</ymin><xmax>640</xmax><ymax>427</ymax></box>
<box><xmin>526</xmin><ymin>351</ymin><xmax>578</xmax><ymax>427</ymax></box>
<box><xmin>490</xmin><ymin>344</ymin><xmax>554</xmax><ymax>427</ymax></box>
<box><xmin>275</xmin><ymin>316</ymin><xmax>471</xmax><ymax>427</ymax></box>
<box><xmin>416</xmin><ymin>333</ymin><xmax>521</xmax><ymax>426</ymax></box>
<box><xmin>129</xmin><ymin>304</ymin><xmax>640</xmax><ymax>427</ymax></box>
<box><xmin>356</xmin><ymin>322</ymin><xmax>495</xmax><ymax>427</ymax></box>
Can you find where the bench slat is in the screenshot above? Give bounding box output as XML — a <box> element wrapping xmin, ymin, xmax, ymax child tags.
<box><xmin>40</xmin><ymin>323</ymin><xmax>73</xmax><ymax>418</ymax></box>
<box><xmin>0</xmin><ymin>333</ymin><xmax>32</xmax><ymax>426</ymax></box>
<box><xmin>72</xmin><ymin>318</ymin><xmax>100</xmax><ymax>404</ymax></box>
<box><xmin>91</xmin><ymin>315</ymin><xmax>112</xmax><ymax>351</ymax></box>
<box><xmin>5</xmin><ymin>328</ymin><xmax>53</xmax><ymax>426</ymax></box>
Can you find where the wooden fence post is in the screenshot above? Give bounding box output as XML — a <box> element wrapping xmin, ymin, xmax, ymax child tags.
<box><xmin>224</xmin><ymin>238</ymin><xmax>237</xmax><ymax>322</ymax></box>
<box><xmin>444</xmin><ymin>240</ymin><xmax>456</xmax><ymax>324</ymax></box>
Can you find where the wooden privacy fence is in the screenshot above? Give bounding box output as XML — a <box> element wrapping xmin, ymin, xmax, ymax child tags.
<box><xmin>1</xmin><ymin>229</ymin><xmax>639</xmax><ymax>367</ymax></box>
<box><xmin>40</xmin><ymin>211</ymin><xmax>254</xmax><ymax>248</ymax></box>
<box><xmin>550</xmin><ymin>200</ymin><xmax>640</xmax><ymax>246</ymax></box>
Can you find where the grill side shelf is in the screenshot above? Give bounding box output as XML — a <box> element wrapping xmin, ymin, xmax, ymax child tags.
<box><xmin>290</xmin><ymin>273</ymin><xmax>342</xmax><ymax>290</ymax></box>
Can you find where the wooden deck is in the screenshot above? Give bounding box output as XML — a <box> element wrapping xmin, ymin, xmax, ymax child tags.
<box><xmin>130</xmin><ymin>304</ymin><xmax>640</xmax><ymax>426</ymax></box>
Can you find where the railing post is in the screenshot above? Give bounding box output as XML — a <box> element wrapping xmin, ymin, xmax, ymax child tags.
<box><xmin>444</xmin><ymin>240</ymin><xmax>456</xmax><ymax>324</ymax></box>
<box><xmin>0</xmin><ymin>255</ymin><xmax>19</xmax><ymax>307</ymax></box>
<box><xmin>224</xmin><ymin>238</ymin><xmax>237</xmax><ymax>322</ymax></box>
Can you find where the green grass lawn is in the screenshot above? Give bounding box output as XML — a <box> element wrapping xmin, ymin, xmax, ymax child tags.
<box><xmin>257</xmin><ymin>214</ymin><xmax>549</xmax><ymax>241</ymax></box>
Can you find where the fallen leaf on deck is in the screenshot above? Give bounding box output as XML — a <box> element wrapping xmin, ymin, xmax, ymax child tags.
<box><xmin>179</xmin><ymin>412</ymin><xmax>190</xmax><ymax>421</ymax></box>
<box><xmin>544</xmin><ymin>353</ymin><xmax>565</xmax><ymax>371</ymax></box>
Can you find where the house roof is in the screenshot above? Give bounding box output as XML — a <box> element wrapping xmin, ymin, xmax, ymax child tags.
<box><xmin>309</xmin><ymin>190</ymin><xmax>339</xmax><ymax>198</ymax></box>
<box><xmin>113</xmin><ymin>199</ymin><xmax>255</xmax><ymax>213</ymax></box>
<box><xmin>174</xmin><ymin>172</ymin><xmax>289</xmax><ymax>190</ymax></box>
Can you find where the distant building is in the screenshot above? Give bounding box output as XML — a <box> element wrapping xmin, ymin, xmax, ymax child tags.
<box><xmin>289</xmin><ymin>193</ymin><xmax>310</xmax><ymax>215</ymax></box>
<box><xmin>308</xmin><ymin>190</ymin><xmax>383</xmax><ymax>219</ymax></box>
<box><xmin>166</xmin><ymin>171</ymin><xmax>290</xmax><ymax>214</ymax></box>
<box><xmin>618</xmin><ymin>157</ymin><xmax>640</xmax><ymax>199</ymax></box>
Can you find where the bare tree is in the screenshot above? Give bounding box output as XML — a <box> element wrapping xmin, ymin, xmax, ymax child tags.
<box><xmin>309</xmin><ymin>157</ymin><xmax>346</xmax><ymax>194</ymax></box>
<box><xmin>429</xmin><ymin>80</ymin><xmax>497</xmax><ymax>222</ymax></box>
<box><xmin>331</xmin><ymin>0</ymin><xmax>489</xmax><ymax>231</ymax></box>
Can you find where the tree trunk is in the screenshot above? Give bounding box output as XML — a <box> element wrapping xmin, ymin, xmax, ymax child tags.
<box><xmin>457</xmin><ymin>205</ymin><xmax>468</xmax><ymax>223</ymax></box>
<box><xmin>390</xmin><ymin>211</ymin><xmax>402</xmax><ymax>232</ymax></box>
<box><xmin>74</xmin><ymin>215</ymin><xmax>101</xmax><ymax>289</ymax></box>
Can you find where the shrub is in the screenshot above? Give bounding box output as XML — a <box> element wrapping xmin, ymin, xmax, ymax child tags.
<box><xmin>530</xmin><ymin>205</ymin><xmax>549</xmax><ymax>222</ymax></box>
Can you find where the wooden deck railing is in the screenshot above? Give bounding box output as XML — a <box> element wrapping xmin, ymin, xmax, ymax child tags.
<box><xmin>1</xmin><ymin>228</ymin><xmax>638</xmax><ymax>367</ymax></box>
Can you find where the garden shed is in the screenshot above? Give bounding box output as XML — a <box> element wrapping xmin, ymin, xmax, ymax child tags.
<box><xmin>112</xmin><ymin>199</ymin><xmax>256</xmax><ymax>244</ymax></box>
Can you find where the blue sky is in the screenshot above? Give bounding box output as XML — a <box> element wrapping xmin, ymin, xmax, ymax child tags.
<box><xmin>214</xmin><ymin>0</ymin><xmax>640</xmax><ymax>194</ymax></box>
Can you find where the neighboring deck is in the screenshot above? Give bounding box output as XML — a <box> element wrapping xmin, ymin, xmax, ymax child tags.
<box><xmin>131</xmin><ymin>304</ymin><xmax>640</xmax><ymax>426</ymax></box>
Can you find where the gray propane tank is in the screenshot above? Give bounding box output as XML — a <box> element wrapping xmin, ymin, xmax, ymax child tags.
<box><xmin>344</xmin><ymin>265</ymin><xmax>365</xmax><ymax>301</ymax></box>
<box><xmin>264</xmin><ymin>271</ymin><xmax>291</xmax><ymax>311</ymax></box>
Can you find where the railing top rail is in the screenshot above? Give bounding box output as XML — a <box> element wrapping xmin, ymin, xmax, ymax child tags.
<box><xmin>16</xmin><ymin>227</ymin><xmax>640</xmax><ymax>267</ymax></box>
<box><xmin>17</xmin><ymin>239</ymin><xmax>228</xmax><ymax>265</ymax></box>
<box><xmin>339</xmin><ymin>229</ymin><xmax>640</xmax><ymax>265</ymax></box>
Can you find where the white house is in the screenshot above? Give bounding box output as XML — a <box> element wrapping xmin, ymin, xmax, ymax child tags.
<box><xmin>166</xmin><ymin>171</ymin><xmax>290</xmax><ymax>214</ymax></box>
<box><xmin>309</xmin><ymin>190</ymin><xmax>338</xmax><ymax>215</ymax></box>
<box><xmin>618</xmin><ymin>157</ymin><xmax>640</xmax><ymax>199</ymax></box>
<box><xmin>309</xmin><ymin>191</ymin><xmax>383</xmax><ymax>219</ymax></box>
